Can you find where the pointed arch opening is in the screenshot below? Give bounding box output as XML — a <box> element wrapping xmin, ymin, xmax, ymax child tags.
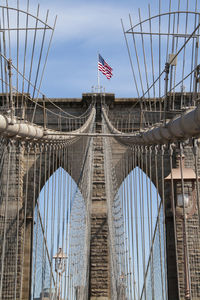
<box><xmin>31</xmin><ymin>167</ymin><xmax>88</xmax><ymax>300</ymax></box>
<box><xmin>110</xmin><ymin>167</ymin><xmax>168</xmax><ymax>300</ymax></box>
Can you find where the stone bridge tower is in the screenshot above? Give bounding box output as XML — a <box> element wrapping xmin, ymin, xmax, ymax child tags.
<box><xmin>1</xmin><ymin>93</ymin><xmax>200</xmax><ymax>300</ymax></box>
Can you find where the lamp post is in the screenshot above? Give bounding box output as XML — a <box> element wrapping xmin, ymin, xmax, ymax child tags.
<box><xmin>165</xmin><ymin>155</ymin><xmax>197</xmax><ymax>300</ymax></box>
<box><xmin>53</xmin><ymin>248</ymin><xmax>67</xmax><ymax>300</ymax></box>
<box><xmin>117</xmin><ymin>272</ymin><xmax>126</xmax><ymax>300</ymax></box>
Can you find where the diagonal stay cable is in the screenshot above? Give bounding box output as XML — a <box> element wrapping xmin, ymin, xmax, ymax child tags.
<box><xmin>0</xmin><ymin>75</ymin><xmax>93</xmax><ymax>123</ymax></box>
<box><xmin>0</xmin><ymin>52</ymin><xmax>91</xmax><ymax>119</ymax></box>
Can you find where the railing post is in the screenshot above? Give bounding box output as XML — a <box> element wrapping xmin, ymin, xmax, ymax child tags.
<box><xmin>163</xmin><ymin>62</ymin><xmax>170</xmax><ymax>125</ymax></box>
<box><xmin>194</xmin><ymin>64</ymin><xmax>200</xmax><ymax>106</ymax></box>
<box><xmin>117</xmin><ymin>284</ymin><xmax>126</xmax><ymax>300</ymax></box>
<box><xmin>7</xmin><ymin>59</ymin><xmax>15</xmax><ymax>124</ymax></box>
<box><xmin>43</xmin><ymin>95</ymin><xmax>47</xmax><ymax>131</ymax></box>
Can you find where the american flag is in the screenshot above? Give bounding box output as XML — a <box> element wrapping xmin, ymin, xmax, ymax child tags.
<box><xmin>98</xmin><ymin>54</ymin><xmax>113</xmax><ymax>79</ymax></box>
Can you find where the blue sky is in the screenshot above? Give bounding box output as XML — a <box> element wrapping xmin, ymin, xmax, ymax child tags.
<box><xmin>35</xmin><ymin>0</ymin><xmax>198</xmax><ymax>99</ymax></box>
<box><xmin>30</xmin><ymin>0</ymin><xmax>152</xmax><ymax>98</ymax></box>
<box><xmin>4</xmin><ymin>0</ymin><xmax>197</xmax><ymax>99</ymax></box>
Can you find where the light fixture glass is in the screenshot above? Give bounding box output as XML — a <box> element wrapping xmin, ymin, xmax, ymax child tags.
<box><xmin>53</xmin><ymin>247</ymin><xmax>67</xmax><ymax>273</ymax></box>
<box><xmin>177</xmin><ymin>193</ymin><xmax>189</xmax><ymax>208</ymax></box>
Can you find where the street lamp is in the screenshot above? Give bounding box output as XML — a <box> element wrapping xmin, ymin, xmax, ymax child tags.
<box><xmin>165</xmin><ymin>155</ymin><xmax>197</xmax><ymax>300</ymax></box>
<box><xmin>117</xmin><ymin>272</ymin><xmax>126</xmax><ymax>300</ymax></box>
<box><xmin>165</xmin><ymin>155</ymin><xmax>196</xmax><ymax>216</ymax></box>
<box><xmin>53</xmin><ymin>248</ymin><xmax>67</xmax><ymax>300</ymax></box>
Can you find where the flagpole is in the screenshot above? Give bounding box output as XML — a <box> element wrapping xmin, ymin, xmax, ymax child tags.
<box><xmin>97</xmin><ymin>52</ymin><xmax>100</xmax><ymax>93</ymax></box>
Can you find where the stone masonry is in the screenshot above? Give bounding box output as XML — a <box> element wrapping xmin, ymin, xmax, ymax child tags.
<box><xmin>89</xmin><ymin>97</ymin><xmax>111</xmax><ymax>299</ymax></box>
<box><xmin>2</xmin><ymin>93</ymin><xmax>200</xmax><ymax>299</ymax></box>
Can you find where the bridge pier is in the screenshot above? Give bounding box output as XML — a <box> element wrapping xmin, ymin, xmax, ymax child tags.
<box><xmin>0</xmin><ymin>142</ymin><xmax>30</xmax><ymax>300</ymax></box>
<box><xmin>89</xmin><ymin>94</ymin><xmax>111</xmax><ymax>299</ymax></box>
<box><xmin>173</xmin><ymin>148</ymin><xmax>200</xmax><ymax>300</ymax></box>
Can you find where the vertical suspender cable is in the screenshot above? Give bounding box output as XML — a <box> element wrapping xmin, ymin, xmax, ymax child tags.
<box><xmin>128</xmin><ymin>152</ymin><xmax>134</xmax><ymax>300</ymax></box>
<box><xmin>154</xmin><ymin>145</ymin><xmax>165</xmax><ymax>300</ymax></box>
<box><xmin>14</xmin><ymin>142</ymin><xmax>22</xmax><ymax>300</ymax></box>
<box><xmin>134</xmin><ymin>147</ymin><xmax>140</xmax><ymax>298</ymax></box>
<box><xmin>16</xmin><ymin>0</ymin><xmax>19</xmax><ymax>109</ymax></box>
<box><xmin>33</xmin><ymin>144</ymin><xmax>42</xmax><ymax>299</ymax></box>
<box><xmin>179</xmin><ymin>143</ymin><xmax>192</xmax><ymax>299</ymax></box>
<box><xmin>60</xmin><ymin>144</ymin><xmax>65</xmax><ymax>297</ymax></box>
<box><xmin>169</xmin><ymin>144</ymin><xmax>180</xmax><ymax>299</ymax></box>
<box><xmin>140</xmin><ymin>146</ymin><xmax>147</xmax><ymax>300</ymax></box>
<box><xmin>146</xmin><ymin>146</ymin><xmax>153</xmax><ymax>290</ymax></box>
<box><xmin>125</xmin><ymin>152</ymin><xmax>132</xmax><ymax>299</ymax></box>
<box><xmin>5</xmin><ymin>0</ymin><xmax>11</xmax><ymax>60</ymax></box>
<box><xmin>2</xmin><ymin>7</ymin><xmax>9</xmax><ymax>109</ymax></box>
<box><xmin>45</xmin><ymin>144</ymin><xmax>51</xmax><ymax>282</ymax></box>
<box><xmin>166</xmin><ymin>0</ymin><xmax>172</xmax><ymax>63</ymax></box>
<box><xmin>149</xmin><ymin>146</ymin><xmax>155</xmax><ymax>299</ymax></box>
<box><xmin>172</xmin><ymin>0</ymin><xmax>181</xmax><ymax>110</ymax></box>
<box><xmin>57</xmin><ymin>145</ymin><xmax>62</xmax><ymax>251</ymax></box>
<box><xmin>138</xmin><ymin>8</ymin><xmax>151</xmax><ymax>109</ymax></box>
<box><xmin>129</xmin><ymin>15</ymin><xmax>144</xmax><ymax>99</ymax></box>
<box><xmin>138</xmin><ymin>146</ymin><xmax>146</xmax><ymax>300</ymax></box>
<box><xmin>145</xmin><ymin>146</ymin><xmax>153</xmax><ymax>298</ymax></box>
<box><xmin>121</xmin><ymin>18</ymin><xmax>140</xmax><ymax>99</ymax></box>
<box><xmin>41</xmin><ymin>144</ymin><xmax>47</xmax><ymax>297</ymax></box>
<box><xmin>193</xmin><ymin>140</ymin><xmax>200</xmax><ymax>228</ymax></box>
<box><xmin>54</xmin><ymin>145</ymin><xmax>59</xmax><ymax>293</ymax></box>
<box><xmin>0</xmin><ymin>141</ymin><xmax>11</xmax><ymax>298</ymax></box>
<box><xmin>158</xmin><ymin>0</ymin><xmax>162</xmax><ymax>118</ymax></box>
<box><xmin>122</xmin><ymin>154</ymin><xmax>128</xmax><ymax>298</ymax></box>
<box><xmin>161</xmin><ymin>145</ymin><xmax>168</xmax><ymax>298</ymax></box>
<box><xmin>130</xmin><ymin>148</ymin><xmax>136</xmax><ymax>300</ymax></box>
<box><xmin>27</xmin><ymin>4</ymin><xmax>40</xmax><ymax>95</ymax></box>
<box><xmin>21</xmin><ymin>0</ymin><xmax>30</xmax><ymax>117</ymax></box>
<box><xmin>50</xmin><ymin>144</ymin><xmax>55</xmax><ymax>295</ymax></box>
<box><xmin>148</xmin><ymin>4</ymin><xmax>156</xmax><ymax>111</ymax></box>
<box><xmin>19</xmin><ymin>143</ymin><xmax>30</xmax><ymax>300</ymax></box>
<box><xmin>30</xmin><ymin>143</ymin><xmax>38</xmax><ymax>299</ymax></box>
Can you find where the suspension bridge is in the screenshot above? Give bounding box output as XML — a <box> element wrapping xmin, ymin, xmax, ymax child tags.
<box><xmin>1</xmin><ymin>0</ymin><xmax>200</xmax><ymax>299</ymax></box>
